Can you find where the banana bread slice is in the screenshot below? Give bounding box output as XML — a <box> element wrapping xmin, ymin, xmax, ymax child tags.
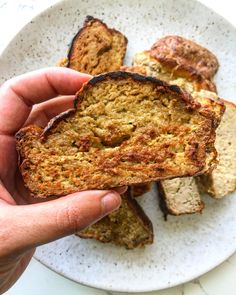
<box><xmin>198</xmin><ymin>100</ymin><xmax>236</xmax><ymax>198</ymax></box>
<box><xmin>65</xmin><ymin>16</ymin><xmax>127</xmax><ymax>75</ymax></box>
<box><xmin>77</xmin><ymin>189</ymin><xmax>153</xmax><ymax>249</ymax></box>
<box><xmin>16</xmin><ymin>71</ymin><xmax>218</xmax><ymax>198</ymax></box>
<box><xmin>150</xmin><ymin>35</ymin><xmax>219</xmax><ymax>79</ymax></box>
<box><xmin>157</xmin><ymin>178</ymin><xmax>204</xmax><ymax>217</ymax></box>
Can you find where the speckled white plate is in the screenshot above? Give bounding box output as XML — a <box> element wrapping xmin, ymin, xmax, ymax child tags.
<box><xmin>0</xmin><ymin>0</ymin><xmax>236</xmax><ymax>292</ymax></box>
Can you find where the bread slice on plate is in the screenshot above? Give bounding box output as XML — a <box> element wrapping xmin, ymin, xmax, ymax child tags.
<box><xmin>77</xmin><ymin>189</ymin><xmax>153</xmax><ymax>249</ymax></box>
<box><xmin>60</xmin><ymin>16</ymin><xmax>127</xmax><ymax>75</ymax></box>
<box><xmin>198</xmin><ymin>100</ymin><xmax>236</xmax><ymax>198</ymax></box>
<box><xmin>150</xmin><ymin>35</ymin><xmax>219</xmax><ymax>79</ymax></box>
<box><xmin>132</xmin><ymin>36</ymin><xmax>223</xmax><ymax>213</ymax></box>
<box><xmin>16</xmin><ymin>71</ymin><xmax>218</xmax><ymax>198</ymax></box>
<box><xmin>157</xmin><ymin>178</ymin><xmax>204</xmax><ymax>218</ymax></box>
<box><xmin>142</xmin><ymin>37</ymin><xmax>236</xmax><ymax>199</ymax></box>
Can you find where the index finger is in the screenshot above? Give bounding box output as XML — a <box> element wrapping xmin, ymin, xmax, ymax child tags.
<box><xmin>0</xmin><ymin>67</ymin><xmax>91</xmax><ymax>135</ymax></box>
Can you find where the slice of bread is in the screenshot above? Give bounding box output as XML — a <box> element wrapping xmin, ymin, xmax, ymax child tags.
<box><xmin>198</xmin><ymin>100</ymin><xmax>236</xmax><ymax>198</ymax></box>
<box><xmin>133</xmin><ymin>51</ymin><xmax>224</xmax><ymax>127</ymax></box>
<box><xmin>157</xmin><ymin>178</ymin><xmax>204</xmax><ymax>217</ymax></box>
<box><xmin>65</xmin><ymin>16</ymin><xmax>127</xmax><ymax>75</ymax></box>
<box><xmin>77</xmin><ymin>189</ymin><xmax>153</xmax><ymax>249</ymax></box>
<box><xmin>150</xmin><ymin>35</ymin><xmax>219</xmax><ymax>79</ymax></box>
<box><xmin>16</xmin><ymin>71</ymin><xmax>218</xmax><ymax>198</ymax></box>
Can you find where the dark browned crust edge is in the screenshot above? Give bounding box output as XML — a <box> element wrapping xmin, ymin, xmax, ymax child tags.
<box><xmin>15</xmin><ymin>125</ymin><xmax>43</xmax><ymax>167</ymax></box>
<box><xmin>74</xmin><ymin>70</ymin><xmax>200</xmax><ymax>109</ymax></box>
<box><xmin>41</xmin><ymin>108</ymin><xmax>76</xmax><ymax>140</ymax></box>
<box><xmin>125</xmin><ymin>187</ymin><xmax>154</xmax><ymax>246</ymax></box>
<box><xmin>156</xmin><ymin>181</ymin><xmax>205</xmax><ymax>220</ymax></box>
<box><xmin>67</xmin><ymin>15</ymin><xmax>128</xmax><ymax>69</ymax></box>
<box><xmin>156</xmin><ymin>181</ymin><xmax>169</xmax><ymax>221</ymax></box>
<box><xmin>77</xmin><ymin>188</ymin><xmax>153</xmax><ymax>248</ymax></box>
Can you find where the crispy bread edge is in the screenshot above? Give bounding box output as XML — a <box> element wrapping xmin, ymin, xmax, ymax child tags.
<box><xmin>67</xmin><ymin>15</ymin><xmax>128</xmax><ymax>69</ymax></box>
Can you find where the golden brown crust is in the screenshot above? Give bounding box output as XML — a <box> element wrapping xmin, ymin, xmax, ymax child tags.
<box><xmin>67</xmin><ymin>16</ymin><xmax>127</xmax><ymax>75</ymax></box>
<box><xmin>16</xmin><ymin>71</ymin><xmax>218</xmax><ymax>198</ymax></box>
<box><xmin>77</xmin><ymin>189</ymin><xmax>153</xmax><ymax>249</ymax></box>
<box><xmin>150</xmin><ymin>35</ymin><xmax>219</xmax><ymax>79</ymax></box>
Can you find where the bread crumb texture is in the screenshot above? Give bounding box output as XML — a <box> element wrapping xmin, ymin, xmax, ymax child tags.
<box><xmin>16</xmin><ymin>72</ymin><xmax>217</xmax><ymax>198</ymax></box>
<box><xmin>67</xmin><ymin>16</ymin><xmax>127</xmax><ymax>75</ymax></box>
<box><xmin>78</xmin><ymin>191</ymin><xmax>153</xmax><ymax>249</ymax></box>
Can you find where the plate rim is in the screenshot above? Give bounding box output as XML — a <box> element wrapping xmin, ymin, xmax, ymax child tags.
<box><xmin>34</xmin><ymin>239</ymin><xmax>236</xmax><ymax>293</ymax></box>
<box><xmin>2</xmin><ymin>0</ymin><xmax>236</xmax><ymax>292</ymax></box>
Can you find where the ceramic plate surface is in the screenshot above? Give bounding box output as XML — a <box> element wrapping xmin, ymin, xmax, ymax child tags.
<box><xmin>0</xmin><ymin>0</ymin><xmax>236</xmax><ymax>292</ymax></box>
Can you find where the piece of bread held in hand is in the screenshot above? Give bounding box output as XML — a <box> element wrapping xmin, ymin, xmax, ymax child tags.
<box><xmin>77</xmin><ymin>188</ymin><xmax>153</xmax><ymax>249</ymax></box>
<box><xmin>59</xmin><ymin>16</ymin><xmax>127</xmax><ymax>75</ymax></box>
<box><xmin>16</xmin><ymin>71</ymin><xmax>219</xmax><ymax>198</ymax></box>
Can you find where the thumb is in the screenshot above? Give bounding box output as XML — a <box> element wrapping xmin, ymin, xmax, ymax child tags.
<box><xmin>2</xmin><ymin>190</ymin><xmax>121</xmax><ymax>256</ymax></box>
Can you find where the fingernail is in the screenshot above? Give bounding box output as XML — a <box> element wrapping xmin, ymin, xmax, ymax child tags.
<box><xmin>113</xmin><ymin>186</ymin><xmax>128</xmax><ymax>194</ymax></box>
<box><xmin>101</xmin><ymin>192</ymin><xmax>121</xmax><ymax>214</ymax></box>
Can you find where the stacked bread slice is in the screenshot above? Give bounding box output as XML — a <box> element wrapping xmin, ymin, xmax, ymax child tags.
<box><xmin>133</xmin><ymin>35</ymin><xmax>236</xmax><ymax>215</ymax></box>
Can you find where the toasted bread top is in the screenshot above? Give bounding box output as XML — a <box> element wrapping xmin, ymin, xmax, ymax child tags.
<box><xmin>66</xmin><ymin>16</ymin><xmax>127</xmax><ymax>75</ymax></box>
<box><xmin>16</xmin><ymin>71</ymin><xmax>218</xmax><ymax>198</ymax></box>
<box><xmin>150</xmin><ymin>35</ymin><xmax>219</xmax><ymax>79</ymax></box>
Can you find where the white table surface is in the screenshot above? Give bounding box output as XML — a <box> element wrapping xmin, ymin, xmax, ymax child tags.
<box><xmin>1</xmin><ymin>0</ymin><xmax>236</xmax><ymax>294</ymax></box>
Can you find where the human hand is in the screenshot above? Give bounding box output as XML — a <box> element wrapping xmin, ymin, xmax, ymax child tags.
<box><xmin>0</xmin><ymin>68</ymin><xmax>123</xmax><ymax>294</ymax></box>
